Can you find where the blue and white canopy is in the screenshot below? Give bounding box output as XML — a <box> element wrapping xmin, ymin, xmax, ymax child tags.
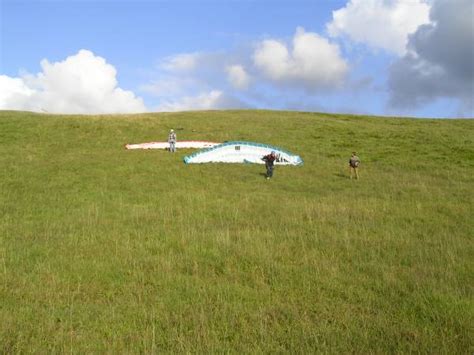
<box><xmin>183</xmin><ymin>141</ymin><xmax>303</xmax><ymax>165</ymax></box>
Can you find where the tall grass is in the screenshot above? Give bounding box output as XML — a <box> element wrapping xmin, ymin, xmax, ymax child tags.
<box><xmin>0</xmin><ymin>110</ymin><xmax>472</xmax><ymax>352</ymax></box>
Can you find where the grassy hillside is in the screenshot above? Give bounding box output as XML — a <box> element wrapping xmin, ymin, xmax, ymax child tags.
<box><xmin>0</xmin><ymin>110</ymin><xmax>472</xmax><ymax>353</ymax></box>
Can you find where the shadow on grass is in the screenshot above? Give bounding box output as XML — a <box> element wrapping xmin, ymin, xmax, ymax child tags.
<box><xmin>334</xmin><ymin>172</ymin><xmax>348</xmax><ymax>179</ymax></box>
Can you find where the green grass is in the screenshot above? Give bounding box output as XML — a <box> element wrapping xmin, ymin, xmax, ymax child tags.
<box><xmin>0</xmin><ymin>110</ymin><xmax>472</xmax><ymax>353</ymax></box>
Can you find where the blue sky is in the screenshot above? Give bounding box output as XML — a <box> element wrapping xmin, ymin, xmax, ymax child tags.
<box><xmin>1</xmin><ymin>0</ymin><xmax>473</xmax><ymax>117</ymax></box>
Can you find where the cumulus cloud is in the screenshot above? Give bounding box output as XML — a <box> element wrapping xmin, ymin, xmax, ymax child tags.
<box><xmin>388</xmin><ymin>0</ymin><xmax>474</xmax><ymax>115</ymax></box>
<box><xmin>143</xmin><ymin>50</ymin><xmax>253</xmax><ymax>111</ymax></box>
<box><xmin>253</xmin><ymin>27</ymin><xmax>348</xmax><ymax>91</ymax></box>
<box><xmin>327</xmin><ymin>0</ymin><xmax>431</xmax><ymax>55</ymax></box>
<box><xmin>155</xmin><ymin>90</ymin><xmax>247</xmax><ymax>112</ymax></box>
<box><xmin>143</xmin><ymin>27</ymin><xmax>349</xmax><ymax>111</ymax></box>
<box><xmin>0</xmin><ymin>50</ymin><xmax>146</xmax><ymax>114</ymax></box>
<box><xmin>226</xmin><ymin>65</ymin><xmax>250</xmax><ymax>90</ymax></box>
<box><xmin>144</xmin><ymin>51</ymin><xmax>229</xmax><ymax>97</ymax></box>
<box><xmin>0</xmin><ymin>76</ymin><xmax>34</xmax><ymax>108</ymax></box>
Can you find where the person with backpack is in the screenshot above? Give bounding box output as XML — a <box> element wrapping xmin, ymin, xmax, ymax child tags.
<box><xmin>349</xmin><ymin>152</ymin><xmax>360</xmax><ymax>179</ymax></box>
<box><xmin>168</xmin><ymin>129</ymin><xmax>177</xmax><ymax>152</ymax></box>
<box><xmin>262</xmin><ymin>151</ymin><xmax>277</xmax><ymax>179</ymax></box>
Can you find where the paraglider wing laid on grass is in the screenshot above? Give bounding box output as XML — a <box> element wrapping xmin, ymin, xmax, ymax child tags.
<box><xmin>125</xmin><ymin>141</ymin><xmax>219</xmax><ymax>150</ymax></box>
<box><xmin>183</xmin><ymin>141</ymin><xmax>303</xmax><ymax>165</ymax></box>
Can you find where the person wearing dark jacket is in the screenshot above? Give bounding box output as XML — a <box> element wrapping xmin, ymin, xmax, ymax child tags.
<box><xmin>262</xmin><ymin>151</ymin><xmax>277</xmax><ymax>179</ymax></box>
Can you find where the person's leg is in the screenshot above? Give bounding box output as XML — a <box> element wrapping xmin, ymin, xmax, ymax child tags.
<box><xmin>355</xmin><ymin>167</ymin><xmax>359</xmax><ymax>179</ymax></box>
<box><xmin>349</xmin><ymin>166</ymin><xmax>353</xmax><ymax>179</ymax></box>
<box><xmin>269</xmin><ymin>165</ymin><xmax>273</xmax><ymax>178</ymax></box>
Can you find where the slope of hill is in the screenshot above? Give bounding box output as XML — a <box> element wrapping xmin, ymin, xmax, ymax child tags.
<box><xmin>0</xmin><ymin>110</ymin><xmax>472</xmax><ymax>352</ymax></box>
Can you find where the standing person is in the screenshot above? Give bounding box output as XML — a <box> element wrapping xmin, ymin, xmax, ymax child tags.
<box><xmin>349</xmin><ymin>152</ymin><xmax>360</xmax><ymax>179</ymax></box>
<box><xmin>262</xmin><ymin>151</ymin><xmax>277</xmax><ymax>179</ymax></box>
<box><xmin>168</xmin><ymin>129</ymin><xmax>177</xmax><ymax>152</ymax></box>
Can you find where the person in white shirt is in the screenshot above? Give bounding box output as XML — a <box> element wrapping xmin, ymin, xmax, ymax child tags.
<box><xmin>168</xmin><ymin>129</ymin><xmax>177</xmax><ymax>152</ymax></box>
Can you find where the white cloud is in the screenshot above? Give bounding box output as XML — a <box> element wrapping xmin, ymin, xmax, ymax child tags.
<box><xmin>327</xmin><ymin>0</ymin><xmax>431</xmax><ymax>55</ymax></box>
<box><xmin>226</xmin><ymin>65</ymin><xmax>250</xmax><ymax>90</ymax></box>
<box><xmin>155</xmin><ymin>90</ymin><xmax>247</xmax><ymax>112</ymax></box>
<box><xmin>0</xmin><ymin>49</ymin><xmax>146</xmax><ymax>114</ymax></box>
<box><xmin>140</xmin><ymin>77</ymin><xmax>197</xmax><ymax>97</ymax></box>
<box><xmin>144</xmin><ymin>51</ymin><xmax>252</xmax><ymax>110</ymax></box>
<box><xmin>160</xmin><ymin>53</ymin><xmax>200</xmax><ymax>72</ymax></box>
<box><xmin>155</xmin><ymin>90</ymin><xmax>224</xmax><ymax>112</ymax></box>
<box><xmin>144</xmin><ymin>51</ymin><xmax>227</xmax><ymax>100</ymax></box>
<box><xmin>143</xmin><ymin>28</ymin><xmax>350</xmax><ymax>112</ymax></box>
<box><xmin>253</xmin><ymin>27</ymin><xmax>348</xmax><ymax>90</ymax></box>
<box><xmin>0</xmin><ymin>76</ymin><xmax>34</xmax><ymax>108</ymax></box>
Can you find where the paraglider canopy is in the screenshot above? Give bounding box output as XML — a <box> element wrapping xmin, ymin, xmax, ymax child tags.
<box><xmin>183</xmin><ymin>141</ymin><xmax>303</xmax><ymax>165</ymax></box>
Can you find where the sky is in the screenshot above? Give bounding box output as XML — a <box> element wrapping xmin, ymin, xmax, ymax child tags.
<box><xmin>0</xmin><ymin>0</ymin><xmax>473</xmax><ymax>118</ymax></box>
